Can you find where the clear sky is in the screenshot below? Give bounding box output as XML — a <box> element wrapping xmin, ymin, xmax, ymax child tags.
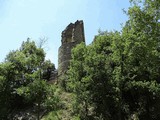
<box><xmin>0</xmin><ymin>0</ymin><xmax>130</xmax><ymax>68</ymax></box>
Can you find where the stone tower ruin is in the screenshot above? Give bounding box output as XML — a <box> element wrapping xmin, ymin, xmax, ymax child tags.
<box><xmin>58</xmin><ymin>20</ymin><xmax>85</xmax><ymax>76</ymax></box>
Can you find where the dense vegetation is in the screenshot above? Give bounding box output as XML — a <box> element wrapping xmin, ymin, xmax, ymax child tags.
<box><xmin>0</xmin><ymin>39</ymin><xmax>60</xmax><ymax>120</ymax></box>
<box><xmin>0</xmin><ymin>0</ymin><xmax>160</xmax><ymax>119</ymax></box>
<box><xmin>66</xmin><ymin>0</ymin><xmax>160</xmax><ymax>119</ymax></box>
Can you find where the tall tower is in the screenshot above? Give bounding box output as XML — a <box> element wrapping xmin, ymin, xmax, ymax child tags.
<box><xmin>58</xmin><ymin>20</ymin><xmax>85</xmax><ymax>77</ymax></box>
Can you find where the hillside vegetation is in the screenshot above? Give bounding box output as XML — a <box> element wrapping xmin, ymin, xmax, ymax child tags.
<box><xmin>0</xmin><ymin>0</ymin><xmax>160</xmax><ymax>119</ymax></box>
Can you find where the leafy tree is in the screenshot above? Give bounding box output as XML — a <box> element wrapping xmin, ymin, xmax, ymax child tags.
<box><xmin>0</xmin><ymin>62</ymin><xmax>16</xmax><ymax>119</ymax></box>
<box><xmin>67</xmin><ymin>34</ymin><xmax>120</xmax><ymax>119</ymax></box>
<box><xmin>42</xmin><ymin>60</ymin><xmax>55</xmax><ymax>81</ymax></box>
<box><xmin>118</xmin><ymin>0</ymin><xmax>160</xmax><ymax>119</ymax></box>
<box><xmin>16</xmin><ymin>80</ymin><xmax>60</xmax><ymax>120</ymax></box>
<box><xmin>17</xmin><ymin>79</ymin><xmax>47</xmax><ymax>120</ymax></box>
<box><xmin>0</xmin><ymin>39</ymin><xmax>56</xmax><ymax>119</ymax></box>
<box><xmin>67</xmin><ymin>0</ymin><xmax>160</xmax><ymax>119</ymax></box>
<box><xmin>67</xmin><ymin>42</ymin><xmax>89</xmax><ymax>119</ymax></box>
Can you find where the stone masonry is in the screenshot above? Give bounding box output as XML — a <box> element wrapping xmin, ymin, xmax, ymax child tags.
<box><xmin>58</xmin><ymin>20</ymin><xmax>85</xmax><ymax>77</ymax></box>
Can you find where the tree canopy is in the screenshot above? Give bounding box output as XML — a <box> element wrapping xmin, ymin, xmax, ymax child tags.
<box><xmin>66</xmin><ymin>0</ymin><xmax>160</xmax><ymax>119</ymax></box>
<box><xmin>0</xmin><ymin>0</ymin><xmax>160</xmax><ymax>119</ymax></box>
<box><xmin>0</xmin><ymin>39</ymin><xmax>58</xmax><ymax>119</ymax></box>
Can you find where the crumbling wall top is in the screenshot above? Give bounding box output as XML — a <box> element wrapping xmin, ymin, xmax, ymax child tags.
<box><xmin>61</xmin><ymin>20</ymin><xmax>84</xmax><ymax>44</ymax></box>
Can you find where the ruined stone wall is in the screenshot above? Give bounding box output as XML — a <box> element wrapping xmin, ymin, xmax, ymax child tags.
<box><xmin>58</xmin><ymin>20</ymin><xmax>85</xmax><ymax>76</ymax></box>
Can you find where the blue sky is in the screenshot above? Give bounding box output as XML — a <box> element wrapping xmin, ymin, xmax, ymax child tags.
<box><xmin>0</xmin><ymin>0</ymin><xmax>130</xmax><ymax>68</ymax></box>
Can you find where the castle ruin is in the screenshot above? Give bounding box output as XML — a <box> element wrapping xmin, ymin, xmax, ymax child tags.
<box><xmin>58</xmin><ymin>20</ymin><xmax>85</xmax><ymax>77</ymax></box>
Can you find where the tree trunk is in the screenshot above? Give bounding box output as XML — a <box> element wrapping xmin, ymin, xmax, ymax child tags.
<box><xmin>37</xmin><ymin>101</ymin><xmax>40</xmax><ymax>120</ymax></box>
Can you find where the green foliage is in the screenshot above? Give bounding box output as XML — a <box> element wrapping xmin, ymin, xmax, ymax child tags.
<box><xmin>0</xmin><ymin>39</ymin><xmax>56</xmax><ymax>119</ymax></box>
<box><xmin>17</xmin><ymin>81</ymin><xmax>61</xmax><ymax>120</ymax></box>
<box><xmin>120</xmin><ymin>0</ymin><xmax>160</xmax><ymax>119</ymax></box>
<box><xmin>67</xmin><ymin>35</ymin><xmax>120</xmax><ymax>119</ymax></box>
<box><xmin>16</xmin><ymin>79</ymin><xmax>48</xmax><ymax>102</ymax></box>
<box><xmin>1</xmin><ymin>0</ymin><xmax>160</xmax><ymax>119</ymax></box>
<box><xmin>67</xmin><ymin>0</ymin><xmax>160</xmax><ymax>119</ymax></box>
<box><xmin>44</xmin><ymin>85</ymin><xmax>61</xmax><ymax>111</ymax></box>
